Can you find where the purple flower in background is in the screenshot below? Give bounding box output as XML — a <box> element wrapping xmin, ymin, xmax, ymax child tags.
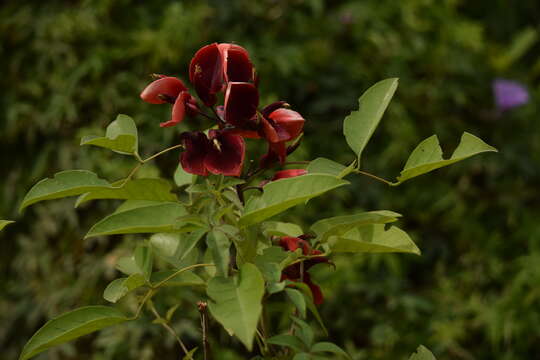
<box><xmin>493</xmin><ymin>78</ymin><xmax>529</xmax><ymax>112</ymax></box>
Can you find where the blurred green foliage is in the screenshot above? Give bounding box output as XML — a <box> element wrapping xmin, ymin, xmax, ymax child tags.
<box><xmin>1</xmin><ymin>0</ymin><xmax>539</xmax><ymax>359</ymax></box>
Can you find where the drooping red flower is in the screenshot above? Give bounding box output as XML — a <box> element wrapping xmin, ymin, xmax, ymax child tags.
<box><xmin>189</xmin><ymin>43</ymin><xmax>255</xmax><ymax>107</ymax></box>
<box><xmin>218</xmin><ymin>43</ymin><xmax>255</xmax><ymax>83</ymax></box>
<box><xmin>140</xmin><ymin>75</ymin><xmax>198</xmax><ymax>127</ymax></box>
<box><xmin>261</xmin><ymin>108</ymin><xmax>305</xmax><ymax>143</ymax></box>
<box><xmin>205</xmin><ymin>130</ymin><xmax>245</xmax><ymax>177</ymax></box>
<box><xmin>224</xmin><ymin>82</ymin><xmax>259</xmax><ymax>128</ymax></box>
<box><xmin>179</xmin><ymin>130</ymin><xmax>245</xmax><ymax>177</ymax></box>
<box><xmin>279</xmin><ymin>236</ymin><xmax>330</xmax><ymax>305</ymax></box>
<box><xmin>271</xmin><ymin>169</ymin><xmax>308</xmax><ymax>181</ymax></box>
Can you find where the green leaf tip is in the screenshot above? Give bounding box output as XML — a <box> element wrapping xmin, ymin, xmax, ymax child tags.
<box><xmin>0</xmin><ymin>220</ymin><xmax>15</xmax><ymax>232</ymax></box>
<box><xmin>394</xmin><ymin>132</ymin><xmax>498</xmax><ymax>185</ymax></box>
<box><xmin>80</xmin><ymin>114</ymin><xmax>138</xmax><ymax>156</ymax></box>
<box><xmin>344</xmin><ymin>78</ymin><xmax>399</xmax><ymax>162</ymax></box>
<box><xmin>19</xmin><ymin>306</ymin><xmax>128</xmax><ymax>360</ymax></box>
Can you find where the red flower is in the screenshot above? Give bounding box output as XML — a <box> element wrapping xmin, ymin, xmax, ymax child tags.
<box><xmin>259</xmin><ymin>102</ymin><xmax>305</xmax><ymax>167</ymax></box>
<box><xmin>224</xmin><ymin>82</ymin><xmax>259</xmax><ymax>129</ymax></box>
<box><xmin>189</xmin><ymin>43</ymin><xmax>255</xmax><ymax>107</ymax></box>
<box><xmin>271</xmin><ymin>169</ymin><xmax>308</xmax><ymax>181</ymax></box>
<box><xmin>279</xmin><ymin>236</ymin><xmax>329</xmax><ymax>305</ymax></box>
<box><xmin>140</xmin><ymin>75</ymin><xmax>198</xmax><ymax>127</ymax></box>
<box><xmin>180</xmin><ymin>130</ymin><xmax>245</xmax><ymax>177</ymax></box>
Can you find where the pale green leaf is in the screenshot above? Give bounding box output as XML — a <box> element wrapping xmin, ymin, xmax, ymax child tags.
<box><xmin>19</xmin><ymin>306</ymin><xmax>128</xmax><ymax>360</ymax></box>
<box><xmin>207</xmin><ymin>263</ymin><xmax>264</xmax><ymax>351</ymax></box>
<box><xmin>0</xmin><ymin>220</ymin><xmax>15</xmax><ymax>232</ymax></box>
<box><xmin>85</xmin><ymin>202</ymin><xmax>187</xmax><ymax>238</ymax></box>
<box><xmin>76</xmin><ymin>178</ymin><xmax>177</xmax><ymax>207</ymax></box>
<box><xmin>103</xmin><ymin>273</ymin><xmax>146</xmax><ymax>303</ymax></box>
<box><xmin>239</xmin><ymin>175</ymin><xmax>349</xmax><ymax>227</ymax></box>
<box><xmin>174</xmin><ymin>163</ymin><xmax>196</xmax><ymax>187</ymax></box>
<box><xmin>20</xmin><ymin>170</ymin><xmax>111</xmax><ymax>211</ymax></box>
<box><xmin>409</xmin><ymin>345</ymin><xmax>437</xmax><ymax>360</ymax></box>
<box><xmin>395</xmin><ymin>132</ymin><xmax>497</xmax><ymax>184</ymax></box>
<box><xmin>134</xmin><ymin>245</ymin><xmax>153</xmax><ymax>280</ymax></box>
<box><xmin>291</xmin><ymin>317</ymin><xmax>314</xmax><ymax>347</ymax></box>
<box><xmin>206</xmin><ymin>230</ymin><xmax>231</xmax><ymax>277</ymax></box>
<box><xmin>286</xmin><ymin>289</ymin><xmax>307</xmax><ymax>318</ymax></box>
<box><xmin>262</xmin><ymin>221</ymin><xmax>304</xmax><ymax>238</ymax></box>
<box><xmin>80</xmin><ymin>114</ymin><xmax>138</xmax><ymax>155</ymax></box>
<box><xmin>329</xmin><ymin>224</ymin><xmax>420</xmax><ymax>255</ymax></box>
<box><xmin>311</xmin><ymin>342</ymin><xmax>351</xmax><ymax>359</ymax></box>
<box><xmin>343</xmin><ymin>78</ymin><xmax>398</xmax><ymax>161</ymax></box>
<box><xmin>150</xmin><ymin>230</ymin><xmax>206</xmax><ymax>269</ymax></box>
<box><xmin>311</xmin><ymin>210</ymin><xmax>402</xmax><ymax>243</ymax></box>
<box><xmin>307</xmin><ymin>158</ymin><xmax>356</xmax><ymax>178</ymax></box>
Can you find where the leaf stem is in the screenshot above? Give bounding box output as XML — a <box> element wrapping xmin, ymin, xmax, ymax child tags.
<box><xmin>142</xmin><ymin>144</ymin><xmax>184</xmax><ymax>163</ymax></box>
<box><xmin>129</xmin><ymin>289</ymin><xmax>156</xmax><ymax>320</ymax></box>
<box><xmin>353</xmin><ymin>169</ymin><xmax>396</xmax><ymax>186</ymax></box>
<box><xmin>148</xmin><ymin>300</ymin><xmax>193</xmax><ymax>360</ymax></box>
<box><xmin>152</xmin><ymin>263</ymin><xmax>215</xmax><ymax>289</ymax></box>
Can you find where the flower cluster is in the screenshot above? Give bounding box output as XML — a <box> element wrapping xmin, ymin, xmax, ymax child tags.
<box><xmin>279</xmin><ymin>236</ymin><xmax>330</xmax><ymax>305</ymax></box>
<box><xmin>140</xmin><ymin>43</ymin><xmax>306</xmax><ymax>177</ymax></box>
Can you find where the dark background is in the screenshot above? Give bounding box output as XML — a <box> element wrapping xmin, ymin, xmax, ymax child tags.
<box><xmin>1</xmin><ymin>1</ymin><xmax>539</xmax><ymax>359</ymax></box>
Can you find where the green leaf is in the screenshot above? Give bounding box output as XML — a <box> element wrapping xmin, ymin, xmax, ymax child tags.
<box><xmin>206</xmin><ymin>230</ymin><xmax>231</xmax><ymax>277</ymax></box>
<box><xmin>311</xmin><ymin>342</ymin><xmax>351</xmax><ymax>359</ymax></box>
<box><xmin>307</xmin><ymin>158</ymin><xmax>356</xmax><ymax>178</ymax></box>
<box><xmin>343</xmin><ymin>78</ymin><xmax>398</xmax><ymax>161</ymax></box>
<box><xmin>150</xmin><ymin>270</ymin><xmax>205</xmax><ymax>287</ymax></box>
<box><xmin>182</xmin><ymin>347</ymin><xmax>198</xmax><ymax>360</ymax></box>
<box><xmin>286</xmin><ymin>289</ymin><xmax>307</xmax><ymax>318</ymax></box>
<box><xmin>291</xmin><ymin>317</ymin><xmax>314</xmax><ymax>348</ymax></box>
<box><xmin>409</xmin><ymin>345</ymin><xmax>437</xmax><ymax>360</ymax></box>
<box><xmin>239</xmin><ymin>175</ymin><xmax>349</xmax><ymax>227</ymax></box>
<box><xmin>288</xmin><ymin>282</ymin><xmax>328</xmax><ymax>335</ymax></box>
<box><xmin>262</xmin><ymin>221</ymin><xmax>304</xmax><ymax>238</ymax></box>
<box><xmin>395</xmin><ymin>132</ymin><xmax>497</xmax><ymax>184</ymax></box>
<box><xmin>20</xmin><ymin>170</ymin><xmax>112</xmax><ymax>211</ymax></box>
<box><xmin>329</xmin><ymin>224</ymin><xmax>420</xmax><ymax>255</ymax></box>
<box><xmin>267</xmin><ymin>334</ymin><xmax>307</xmax><ymax>352</ymax></box>
<box><xmin>207</xmin><ymin>263</ymin><xmax>264</xmax><ymax>351</ymax></box>
<box><xmin>76</xmin><ymin>178</ymin><xmax>177</xmax><ymax>207</ymax></box>
<box><xmin>19</xmin><ymin>306</ymin><xmax>129</xmax><ymax>360</ymax></box>
<box><xmin>80</xmin><ymin>114</ymin><xmax>138</xmax><ymax>155</ymax></box>
<box><xmin>85</xmin><ymin>202</ymin><xmax>187</xmax><ymax>238</ymax></box>
<box><xmin>103</xmin><ymin>273</ymin><xmax>146</xmax><ymax>303</ymax></box>
<box><xmin>150</xmin><ymin>230</ymin><xmax>206</xmax><ymax>269</ymax></box>
<box><xmin>311</xmin><ymin>210</ymin><xmax>402</xmax><ymax>243</ymax></box>
<box><xmin>0</xmin><ymin>220</ymin><xmax>14</xmax><ymax>232</ymax></box>
<box><xmin>134</xmin><ymin>245</ymin><xmax>153</xmax><ymax>281</ymax></box>
<box><xmin>174</xmin><ymin>163</ymin><xmax>196</xmax><ymax>187</ymax></box>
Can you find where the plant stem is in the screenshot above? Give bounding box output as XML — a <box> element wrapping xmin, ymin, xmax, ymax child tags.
<box><xmin>148</xmin><ymin>301</ymin><xmax>193</xmax><ymax>360</ymax></box>
<box><xmin>152</xmin><ymin>263</ymin><xmax>215</xmax><ymax>289</ymax></box>
<box><xmin>354</xmin><ymin>169</ymin><xmax>396</xmax><ymax>186</ymax></box>
<box><xmin>198</xmin><ymin>301</ymin><xmax>211</xmax><ymax>360</ymax></box>
<box><xmin>142</xmin><ymin>144</ymin><xmax>184</xmax><ymax>163</ymax></box>
<box><xmin>129</xmin><ymin>289</ymin><xmax>156</xmax><ymax>320</ymax></box>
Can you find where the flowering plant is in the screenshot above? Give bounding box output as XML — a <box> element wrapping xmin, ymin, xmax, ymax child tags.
<box><xmin>13</xmin><ymin>43</ymin><xmax>497</xmax><ymax>360</ymax></box>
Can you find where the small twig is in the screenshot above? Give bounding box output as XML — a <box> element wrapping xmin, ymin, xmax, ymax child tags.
<box><xmin>142</xmin><ymin>144</ymin><xmax>184</xmax><ymax>163</ymax></box>
<box><xmin>148</xmin><ymin>301</ymin><xmax>193</xmax><ymax>360</ymax></box>
<box><xmin>198</xmin><ymin>301</ymin><xmax>211</xmax><ymax>360</ymax></box>
<box><xmin>129</xmin><ymin>289</ymin><xmax>156</xmax><ymax>320</ymax></box>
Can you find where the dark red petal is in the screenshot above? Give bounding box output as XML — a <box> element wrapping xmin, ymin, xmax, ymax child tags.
<box><xmin>279</xmin><ymin>236</ymin><xmax>301</xmax><ymax>252</ymax></box>
<box><xmin>262</xmin><ymin>101</ymin><xmax>289</xmax><ymax>118</ymax></box>
<box><xmin>260</xmin><ymin>116</ymin><xmax>280</xmax><ymax>143</ymax></box>
<box><xmin>140</xmin><ymin>77</ymin><xmax>187</xmax><ymax>104</ymax></box>
<box><xmin>160</xmin><ymin>91</ymin><xmax>188</xmax><ymax>128</ymax></box>
<box><xmin>189</xmin><ymin>43</ymin><xmax>223</xmax><ymax>106</ymax></box>
<box><xmin>269</xmin><ymin>108</ymin><xmax>305</xmax><ymax>141</ymax></box>
<box><xmin>228</xmin><ymin>128</ymin><xmax>262</xmax><ymax>139</ymax></box>
<box><xmin>180</xmin><ymin>132</ymin><xmax>210</xmax><ymax>176</ymax></box>
<box><xmin>224</xmin><ymin>82</ymin><xmax>259</xmax><ymax>127</ymax></box>
<box><xmin>303</xmin><ymin>274</ymin><xmax>324</xmax><ymax>306</ymax></box>
<box><xmin>185</xmin><ymin>94</ymin><xmax>199</xmax><ymax>117</ymax></box>
<box><xmin>219</xmin><ymin>43</ymin><xmax>254</xmax><ymax>83</ymax></box>
<box><xmin>204</xmin><ymin>130</ymin><xmax>245</xmax><ymax>177</ymax></box>
<box><xmin>271</xmin><ymin>169</ymin><xmax>308</xmax><ymax>181</ymax></box>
